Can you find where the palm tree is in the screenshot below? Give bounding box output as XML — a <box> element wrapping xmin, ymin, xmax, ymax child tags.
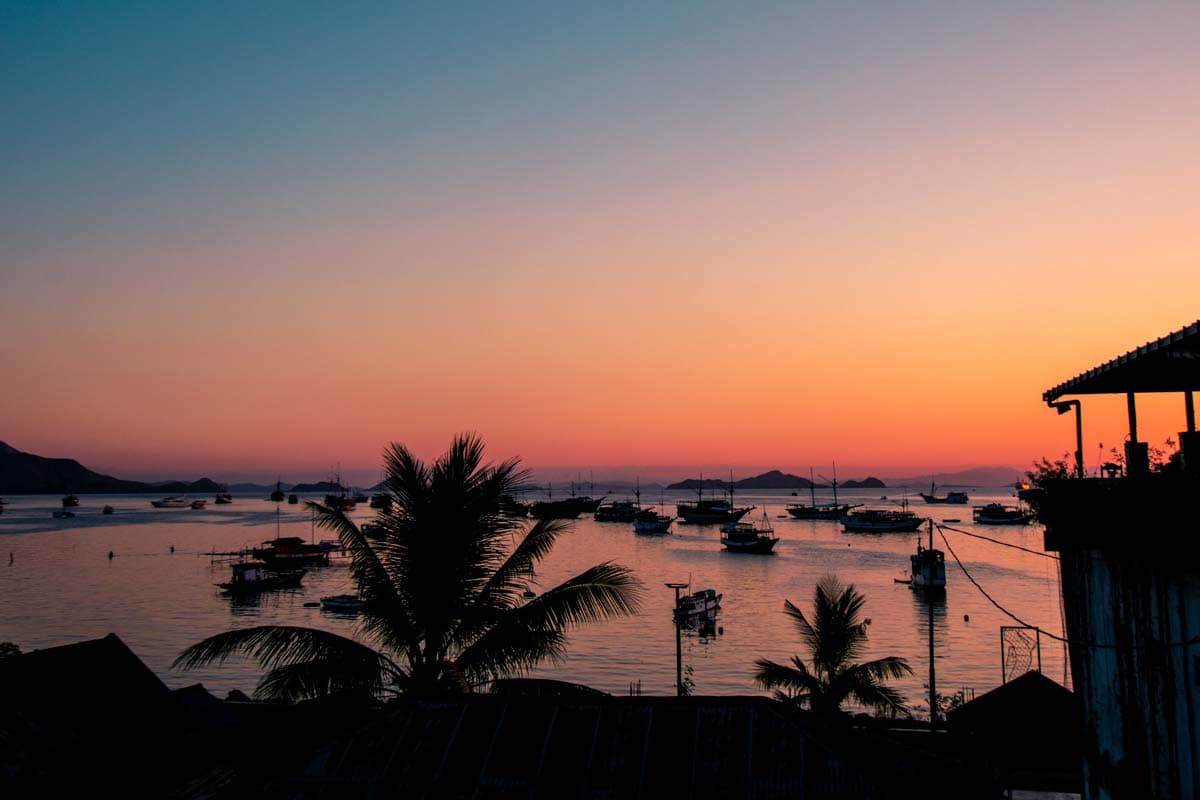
<box><xmin>753</xmin><ymin>574</ymin><xmax>912</xmax><ymax>717</ymax></box>
<box><xmin>175</xmin><ymin>434</ymin><xmax>642</xmax><ymax>700</ymax></box>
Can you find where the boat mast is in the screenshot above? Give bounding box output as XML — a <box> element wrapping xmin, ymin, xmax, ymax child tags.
<box><xmin>809</xmin><ymin>466</ymin><xmax>816</xmax><ymax>507</ymax></box>
<box><xmin>832</xmin><ymin>462</ymin><xmax>839</xmax><ymax>507</ymax></box>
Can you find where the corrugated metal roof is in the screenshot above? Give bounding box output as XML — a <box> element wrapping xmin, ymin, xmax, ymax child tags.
<box><xmin>1043</xmin><ymin>320</ymin><xmax>1200</xmax><ymax>402</ymax></box>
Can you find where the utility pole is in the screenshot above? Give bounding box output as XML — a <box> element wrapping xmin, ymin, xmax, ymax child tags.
<box><xmin>666</xmin><ymin>582</ymin><xmax>688</xmax><ymax>696</ymax></box>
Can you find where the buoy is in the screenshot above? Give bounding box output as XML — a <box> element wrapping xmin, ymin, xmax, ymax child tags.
<box><xmin>107</xmin><ymin>551</ymin><xmax>114</xmax><ymax>560</ymax></box>
<box><xmin>169</xmin><ymin>545</ymin><xmax>175</xmax><ymax>553</ymax></box>
<box><xmin>963</xmin><ymin>614</ymin><xmax>970</xmax><ymax>622</ymax></box>
<box><xmin>718</xmin><ymin>626</ymin><xmax>724</xmax><ymax>635</ymax></box>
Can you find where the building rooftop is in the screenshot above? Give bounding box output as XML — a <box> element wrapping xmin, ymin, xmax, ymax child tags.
<box><xmin>1043</xmin><ymin>319</ymin><xmax>1200</xmax><ymax>402</ymax></box>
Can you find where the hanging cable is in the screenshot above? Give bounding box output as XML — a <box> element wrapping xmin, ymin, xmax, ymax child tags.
<box><xmin>936</xmin><ymin>523</ymin><xmax>1058</xmax><ymax>560</ymax></box>
<box><xmin>937</xmin><ymin>528</ymin><xmax>1200</xmax><ymax>650</ymax></box>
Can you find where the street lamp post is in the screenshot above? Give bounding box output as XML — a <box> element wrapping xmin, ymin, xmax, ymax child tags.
<box><xmin>665</xmin><ymin>582</ymin><xmax>688</xmax><ymax>696</ymax></box>
<box><xmin>1053</xmin><ymin>400</ymin><xmax>1084</xmax><ymax>478</ymax></box>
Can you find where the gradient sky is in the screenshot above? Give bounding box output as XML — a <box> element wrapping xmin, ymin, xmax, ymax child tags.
<box><xmin>3</xmin><ymin>2</ymin><xmax>1198</xmax><ymax>483</ymax></box>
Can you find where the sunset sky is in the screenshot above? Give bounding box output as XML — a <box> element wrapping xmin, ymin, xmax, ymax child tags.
<box><xmin>3</xmin><ymin>3</ymin><xmax>1198</xmax><ymax>484</ymax></box>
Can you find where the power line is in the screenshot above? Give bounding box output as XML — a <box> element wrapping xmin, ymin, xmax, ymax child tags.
<box><xmin>936</xmin><ymin>528</ymin><xmax>1199</xmax><ymax>651</ymax></box>
<box><xmin>937</xmin><ymin>523</ymin><xmax>1059</xmax><ymax>560</ymax></box>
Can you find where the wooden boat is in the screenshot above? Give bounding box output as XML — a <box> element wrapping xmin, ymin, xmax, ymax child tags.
<box><xmin>596</xmin><ymin>478</ymin><xmax>645</xmax><ymax>522</ymax></box>
<box><xmin>673</xmin><ymin>588</ymin><xmax>722</xmax><ymax>621</ymax></box>
<box><xmin>594</xmin><ymin>500</ymin><xmax>641</xmax><ymax>522</ymax></box>
<box><xmin>190</xmin><ymin>499</ymin><xmax>207</xmax><ymax>510</ymax></box>
<box><xmin>787</xmin><ymin>466</ymin><xmax>856</xmax><ymax>519</ymax></box>
<box><xmin>61</xmin><ymin>494</ymin><xmax>80</xmax><ymax>508</ymax></box>
<box><xmin>720</xmin><ymin>511</ymin><xmax>779</xmax><ymax>553</ymax></box>
<box><xmin>972</xmin><ymin>503</ymin><xmax>1033</xmax><ymax>525</ymax></box>
<box><xmin>910</xmin><ymin>521</ymin><xmax>946</xmax><ymax>591</ymax></box>
<box><xmin>842</xmin><ymin>501</ymin><xmax>924</xmax><ymax>533</ymax></box>
<box><xmin>102</xmin><ymin>505</ymin><xmax>115</xmax><ymax>515</ymax></box>
<box><xmin>251</xmin><ymin>536</ymin><xmax>330</xmax><ymax>566</ymax></box>
<box><xmin>529</xmin><ymin>483</ymin><xmax>605</xmax><ymax>519</ymax></box>
<box><xmin>151</xmin><ymin>496</ymin><xmax>189</xmax><ymax>508</ymax></box>
<box><xmin>287</xmin><ymin>493</ymin><xmax>298</xmax><ymax>504</ymax></box>
<box><xmin>214</xmin><ymin>493</ymin><xmax>233</xmax><ymax>504</ymax></box>
<box><xmin>919</xmin><ymin>479</ymin><xmax>969</xmax><ymax>505</ymax></box>
<box><xmin>320</xmin><ymin>594</ymin><xmax>367</xmax><ymax>613</ymax></box>
<box><xmin>218</xmin><ymin>561</ymin><xmax>306</xmax><ymax>594</ymax></box>
<box><xmin>369</xmin><ymin>493</ymin><xmax>393</xmax><ymax>510</ymax></box>
<box><xmin>676</xmin><ymin>474</ymin><xmax>753</xmax><ymax>524</ymax></box>
<box><xmin>634</xmin><ymin>508</ymin><xmax>674</xmax><ymax>534</ymax></box>
<box><xmin>269</xmin><ymin>480</ymin><xmax>286</xmax><ymax>503</ymax></box>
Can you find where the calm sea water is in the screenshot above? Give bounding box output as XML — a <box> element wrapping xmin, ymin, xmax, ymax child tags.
<box><xmin>0</xmin><ymin>488</ymin><xmax>1069</xmax><ymax>714</ymax></box>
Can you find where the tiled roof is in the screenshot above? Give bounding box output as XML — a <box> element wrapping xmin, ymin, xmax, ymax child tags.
<box><xmin>1043</xmin><ymin>320</ymin><xmax>1200</xmax><ymax>401</ymax></box>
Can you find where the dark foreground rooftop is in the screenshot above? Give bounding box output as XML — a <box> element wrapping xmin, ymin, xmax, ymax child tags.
<box><xmin>3</xmin><ymin>634</ymin><xmax>1061</xmax><ymax>799</ymax></box>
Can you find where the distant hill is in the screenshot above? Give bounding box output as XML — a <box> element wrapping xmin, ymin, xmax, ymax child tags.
<box><xmin>0</xmin><ymin>441</ymin><xmax>231</xmax><ymax>495</ymax></box>
<box><xmin>838</xmin><ymin>477</ymin><xmax>886</xmax><ymax>489</ymax></box>
<box><xmin>150</xmin><ymin>477</ymin><xmax>226</xmax><ymax>494</ymax></box>
<box><xmin>289</xmin><ymin>481</ymin><xmax>346</xmax><ymax>493</ymax></box>
<box><xmin>229</xmin><ymin>482</ymin><xmax>275</xmax><ymax>493</ymax></box>
<box><xmin>666</xmin><ymin>470</ymin><xmax>886</xmax><ymax>490</ymax></box>
<box><xmin>885</xmin><ymin>467</ymin><xmax>1025</xmax><ymax>488</ymax></box>
<box><xmin>0</xmin><ymin>441</ymin><xmax>171</xmax><ymax>494</ymax></box>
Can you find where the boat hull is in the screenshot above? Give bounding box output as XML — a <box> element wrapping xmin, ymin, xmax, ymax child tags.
<box><xmin>785</xmin><ymin>504</ymin><xmax>849</xmax><ymax>520</ymax></box>
<box><xmin>841</xmin><ymin>513</ymin><xmax>924</xmax><ymax>533</ymax></box>
<box><xmin>720</xmin><ymin>536</ymin><xmax>779</xmax><ymax>553</ymax></box>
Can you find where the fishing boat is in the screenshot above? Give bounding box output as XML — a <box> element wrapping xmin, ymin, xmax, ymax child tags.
<box><xmin>841</xmin><ymin>500</ymin><xmax>924</xmax><ymax>533</ymax></box>
<box><xmin>786</xmin><ymin>466</ymin><xmax>856</xmax><ymax>520</ymax></box>
<box><xmin>189</xmin><ymin>499</ymin><xmax>207</xmax><ymax>510</ymax></box>
<box><xmin>214</xmin><ymin>493</ymin><xmax>233</xmax><ymax>504</ymax></box>
<box><xmin>594</xmin><ymin>500</ymin><xmax>641</xmax><ymax>522</ymax></box>
<box><xmin>909</xmin><ymin>521</ymin><xmax>946</xmax><ymax>591</ymax></box>
<box><xmin>673</xmin><ymin>588</ymin><xmax>722</xmax><ymax>621</ymax></box>
<box><xmin>919</xmin><ymin>478</ymin><xmax>969</xmax><ymax>505</ymax></box>
<box><xmin>218</xmin><ymin>561</ymin><xmax>306</xmax><ymax>594</ymax></box>
<box><xmin>320</xmin><ymin>594</ymin><xmax>367</xmax><ymax>613</ymax></box>
<box><xmin>287</xmin><ymin>494</ymin><xmax>298</xmax><ymax>504</ymax></box>
<box><xmin>102</xmin><ymin>505</ymin><xmax>115</xmax><ymax>515</ymax></box>
<box><xmin>323</xmin><ymin>470</ymin><xmax>356</xmax><ymax>512</ymax></box>
<box><xmin>269</xmin><ymin>480</ymin><xmax>286</xmax><ymax>503</ymax></box>
<box><xmin>369</xmin><ymin>493</ymin><xmax>393</xmax><ymax>511</ymax></box>
<box><xmin>151</xmin><ymin>496</ymin><xmax>190</xmax><ymax>509</ymax></box>
<box><xmin>596</xmin><ymin>477</ymin><xmax>645</xmax><ymax>522</ymax></box>
<box><xmin>972</xmin><ymin>503</ymin><xmax>1034</xmax><ymax>525</ymax></box>
<box><xmin>720</xmin><ymin>511</ymin><xmax>779</xmax><ymax>553</ymax></box>
<box><xmin>529</xmin><ymin>483</ymin><xmax>604</xmax><ymax>520</ymax></box>
<box><xmin>251</xmin><ymin>536</ymin><xmax>330</xmax><ymax>566</ymax></box>
<box><xmin>634</xmin><ymin>507</ymin><xmax>674</xmax><ymax>534</ymax></box>
<box><xmin>61</xmin><ymin>494</ymin><xmax>80</xmax><ymax>508</ymax></box>
<box><xmin>676</xmin><ymin>473</ymin><xmax>753</xmax><ymax>524</ymax></box>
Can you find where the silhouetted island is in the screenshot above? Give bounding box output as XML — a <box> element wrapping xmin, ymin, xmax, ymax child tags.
<box><xmin>666</xmin><ymin>470</ymin><xmax>886</xmax><ymax>490</ymax></box>
<box><xmin>0</xmin><ymin>441</ymin><xmax>225</xmax><ymax>495</ymax></box>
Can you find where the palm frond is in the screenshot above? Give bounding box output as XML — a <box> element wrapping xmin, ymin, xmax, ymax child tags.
<box><xmin>308</xmin><ymin>501</ymin><xmax>422</xmax><ymax>663</ymax></box>
<box><xmin>173</xmin><ymin>625</ymin><xmax>388</xmax><ymax>674</ymax></box>
<box><xmin>516</xmin><ymin>562</ymin><xmax>642</xmax><ymax>628</ymax></box>
<box><xmin>468</xmin><ymin>519</ymin><xmax>569</xmax><ymax>616</ymax></box>
<box><xmin>254</xmin><ymin>656</ymin><xmax>396</xmax><ymax>702</ymax></box>
<box><xmin>453</xmin><ymin>562</ymin><xmax>640</xmax><ymax>680</ymax></box>
<box><xmin>846</xmin><ymin>679</ymin><xmax>910</xmax><ymax>717</ymax></box>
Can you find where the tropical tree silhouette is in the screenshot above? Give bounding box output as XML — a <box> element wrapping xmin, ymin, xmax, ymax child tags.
<box><xmin>754</xmin><ymin>575</ymin><xmax>911</xmax><ymax>716</ymax></box>
<box><xmin>175</xmin><ymin>434</ymin><xmax>642</xmax><ymax>700</ymax></box>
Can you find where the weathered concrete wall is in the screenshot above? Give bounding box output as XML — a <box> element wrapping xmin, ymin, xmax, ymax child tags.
<box><xmin>1058</xmin><ymin>545</ymin><xmax>1200</xmax><ymax>800</ymax></box>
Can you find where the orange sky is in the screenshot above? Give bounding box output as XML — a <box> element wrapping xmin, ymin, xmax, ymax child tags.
<box><xmin>3</xmin><ymin>5</ymin><xmax>1198</xmax><ymax>483</ymax></box>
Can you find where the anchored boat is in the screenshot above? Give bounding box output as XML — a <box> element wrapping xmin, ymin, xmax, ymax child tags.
<box><xmin>972</xmin><ymin>503</ymin><xmax>1033</xmax><ymax>525</ymax></box>
<box><xmin>720</xmin><ymin>511</ymin><xmax>779</xmax><ymax>553</ymax></box>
